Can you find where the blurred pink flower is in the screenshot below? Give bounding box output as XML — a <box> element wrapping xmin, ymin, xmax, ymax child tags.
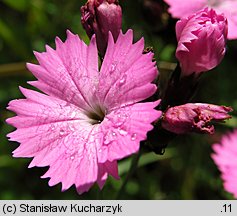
<box><xmin>176</xmin><ymin>8</ymin><xmax>227</xmax><ymax>76</ymax></box>
<box><xmin>162</xmin><ymin>103</ymin><xmax>232</xmax><ymax>134</ymax></box>
<box><xmin>212</xmin><ymin>130</ymin><xmax>237</xmax><ymax>198</ymax></box>
<box><xmin>81</xmin><ymin>0</ymin><xmax>122</xmax><ymax>56</ymax></box>
<box><xmin>6</xmin><ymin>30</ymin><xmax>161</xmax><ymax>194</ymax></box>
<box><xmin>164</xmin><ymin>0</ymin><xmax>237</xmax><ymax>39</ymax></box>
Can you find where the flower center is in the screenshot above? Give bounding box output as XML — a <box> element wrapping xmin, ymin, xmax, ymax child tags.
<box><xmin>87</xmin><ymin>105</ymin><xmax>106</xmax><ymax>125</ymax></box>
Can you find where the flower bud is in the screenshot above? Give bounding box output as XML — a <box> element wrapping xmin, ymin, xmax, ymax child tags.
<box><xmin>162</xmin><ymin>103</ymin><xmax>232</xmax><ymax>134</ymax></box>
<box><xmin>81</xmin><ymin>0</ymin><xmax>122</xmax><ymax>56</ymax></box>
<box><xmin>176</xmin><ymin>8</ymin><xmax>228</xmax><ymax>76</ymax></box>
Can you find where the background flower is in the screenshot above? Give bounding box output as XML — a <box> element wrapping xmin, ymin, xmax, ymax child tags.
<box><xmin>6</xmin><ymin>30</ymin><xmax>161</xmax><ymax>194</ymax></box>
<box><xmin>164</xmin><ymin>0</ymin><xmax>237</xmax><ymax>39</ymax></box>
<box><xmin>212</xmin><ymin>130</ymin><xmax>237</xmax><ymax>198</ymax></box>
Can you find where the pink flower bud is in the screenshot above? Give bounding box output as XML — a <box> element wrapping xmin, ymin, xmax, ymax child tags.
<box><xmin>176</xmin><ymin>8</ymin><xmax>228</xmax><ymax>76</ymax></box>
<box><xmin>162</xmin><ymin>103</ymin><xmax>232</xmax><ymax>134</ymax></box>
<box><xmin>81</xmin><ymin>0</ymin><xmax>122</xmax><ymax>56</ymax></box>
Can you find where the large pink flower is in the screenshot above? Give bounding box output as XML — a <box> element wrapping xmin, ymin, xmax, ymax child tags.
<box><xmin>212</xmin><ymin>130</ymin><xmax>237</xmax><ymax>198</ymax></box>
<box><xmin>164</xmin><ymin>0</ymin><xmax>237</xmax><ymax>39</ymax></box>
<box><xmin>6</xmin><ymin>30</ymin><xmax>161</xmax><ymax>194</ymax></box>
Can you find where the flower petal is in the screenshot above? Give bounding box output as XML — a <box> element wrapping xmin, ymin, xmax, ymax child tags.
<box><xmin>41</xmin><ymin>128</ymin><xmax>99</xmax><ymax>194</ymax></box>
<box><xmin>212</xmin><ymin>130</ymin><xmax>237</xmax><ymax>198</ymax></box>
<box><xmin>214</xmin><ymin>1</ymin><xmax>237</xmax><ymax>40</ymax></box>
<box><xmin>96</xmin><ymin>30</ymin><xmax>158</xmax><ymax>110</ymax></box>
<box><xmin>97</xmin><ymin>100</ymin><xmax>162</xmax><ymax>162</ymax></box>
<box><xmin>6</xmin><ymin>88</ymin><xmax>101</xmax><ymax>193</ymax></box>
<box><xmin>164</xmin><ymin>0</ymin><xmax>206</xmax><ymax>18</ymax></box>
<box><xmin>97</xmin><ymin>161</ymin><xmax>119</xmax><ymax>189</ymax></box>
<box><xmin>28</xmin><ymin>30</ymin><xmax>99</xmax><ymax>111</ymax></box>
<box><xmin>7</xmin><ymin>87</ymin><xmax>89</xmax><ymax>129</ymax></box>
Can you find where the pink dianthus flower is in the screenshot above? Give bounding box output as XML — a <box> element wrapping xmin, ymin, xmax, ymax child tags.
<box><xmin>6</xmin><ymin>30</ymin><xmax>161</xmax><ymax>194</ymax></box>
<box><xmin>164</xmin><ymin>0</ymin><xmax>237</xmax><ymax>39</ymax></box>
<box><xmin>212</xmin><ymin>130</ymin><xmax>237</xmax><ymax>198</ymax></box>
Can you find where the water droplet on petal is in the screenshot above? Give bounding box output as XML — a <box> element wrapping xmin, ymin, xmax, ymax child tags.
<box><xmin>71</xmin><ymin>111</ymin><xmax>77</xmax><ymax>118</ymax></box>
<box><xmin>104</xmin><ymin>133</ymin><xmax>111</xmax><ymax>145</ymax></box>
<box><xmin>120</xmin><ymin>51</ymin><xmax>126</xmax><ymax>57</ymax></box>
<box><xmin>118</xmin><ymin>128</ymin><xmax>128</xmax><ymax>136</ymax></box>
<box><xmin>59</xmin><ymin>129</ymin><xmax>65</xmax><ymax>136</ymax></box>
<box><xmin>118</xmin><ymin>74</ymin><xmax>127</xmax><ymax>86</ymax></box>
<box><xmin>68</xmin><ymin>123</ymin><xmax>76</xmax><ymax>132</ymax></box>
<box><xmin>114</xmin><ymin>120</ymin><xmax>123</xmax><ymax>127</ymax></box>
<box><xmin>104</xmin><ymin>139</ymin><xmax>110</xmax><ymax>145</ymax></box>
<box><xmin>110</xmin><ymin>62</ymin><xmax>117</xmax><ymax>73</ymax></box>
<box><xmin>92</xmin><ymin>86</ymin><xmax>97</xmax><ymax>92</ymax></box>
<box><xmin>50</xmin><ymin>143</ymin><xmax>57</xmax><ymax>150</ymax></box>
<box><xmin>110</xmin><ymin>110</ymin><xmax>128</xmax><ymax>128</ymax></box>
<box><xmin>93</xmin><ymin>76</ymin><xmax>99</xmax><ymax>85</ymax></box>
<box><xmin>131</xmin><ymin>133</ymin><xmax>137</xmax><ymax>141</ymax></box>
<box><xmin>104</xmin><ymin>132</ymin><xmax>116</xmax><ymax>145</ymax></box>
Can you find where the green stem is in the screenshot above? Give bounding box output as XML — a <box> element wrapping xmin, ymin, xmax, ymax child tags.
<box><xmin>116</xmin><ymin>151</ymin><xmax>141</xmax><ymax>199</ymax></box>
<box><xmin>97</xmin><ymin>187</ymin><xmax>103</xmax><ymax>200</ymax></box>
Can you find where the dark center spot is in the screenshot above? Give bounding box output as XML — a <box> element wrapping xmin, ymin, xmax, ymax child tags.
<box><xmin>87</xmin><ymin>105</ymin><xmax>106</xmax><ymax>125</ymax></box>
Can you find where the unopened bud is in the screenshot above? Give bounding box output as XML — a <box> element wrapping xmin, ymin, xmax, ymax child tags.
<box><xmin>176</xmin><ymin>8</ymin><xmax>227</xmax><ymax>76</ymax></box>
<box><xmin>162</xmin><ymin>103</ymin><xmax>232</xmax><ymax>134</ymax></box>
<box><xmin>81</xmin><ymin>0</ymin><xmax>122</xmax><ymax>56</ymax></box>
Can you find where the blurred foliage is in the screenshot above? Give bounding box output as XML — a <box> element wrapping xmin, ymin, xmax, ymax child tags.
<box><xmin>0</xmin><ymin>0</ymin><xmax>237</xmax><ymax>200</ymax></box>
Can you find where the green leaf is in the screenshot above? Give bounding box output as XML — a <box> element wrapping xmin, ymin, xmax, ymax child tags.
<box><xmin>0</xmin><ymin>19</ymin><xmax>29</xmax><ymax>58</ymax></box>
<box><xmin>223</xmin><ymin>116</ymin><xmax>237</xmax><ymax>128</ymax></box>
<box><xmin>2</xmin><ymin>0</ymin><xmax>28</xmax><ymax>12</ymax></box>
<box><xmin>119</xmin><ymin>149</ymin><xmax>174</xmax><ymax>176</ymax></box>
<box><xmin>160</xmin><ymin>44</ymin><xmax>176</xmax><ymax>61</ymax></box>
<box><xmin>0</xmin><ymin>155</ymin><xmax>27</xmax><ymax>168</ymax></box>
